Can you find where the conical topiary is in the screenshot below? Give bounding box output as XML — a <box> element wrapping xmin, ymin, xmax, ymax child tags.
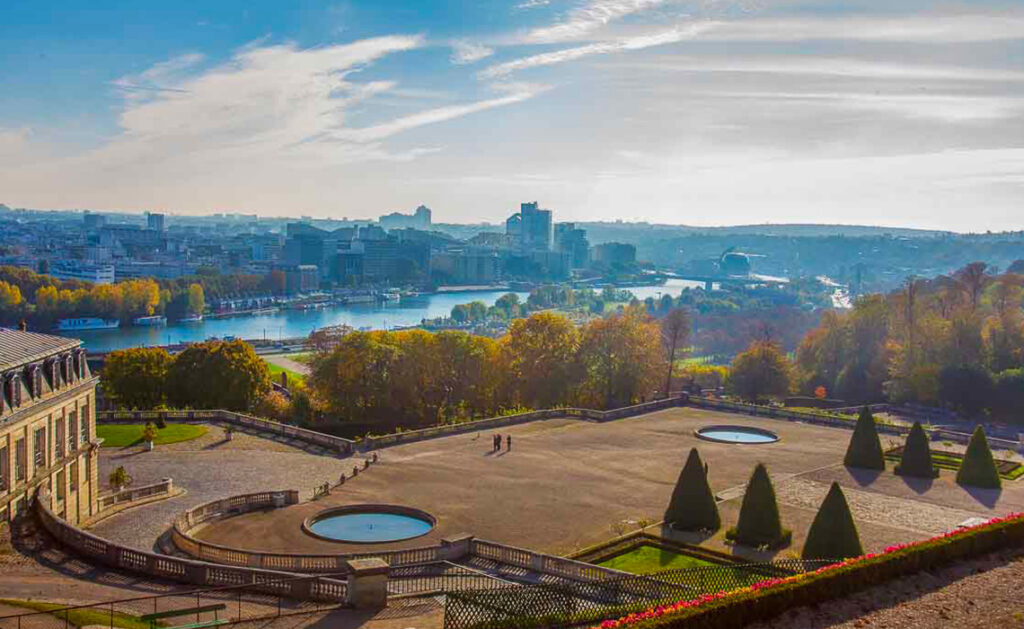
<box><xmin>664</xmin><ymin>448</ymin><xmax>720</xmax><ymax>532</ymax></box>
<box><xmin>956</xmin><ymin>426</ymin><xmax>1002</xmax><ymax>489</ymax></box>
<box><xmin>843</xmin><ymin>406</ymin><xmax>885</xmax><ymax>470</ymax></box>
<box><xmin>802</xmin><ymin>482</ymin><xmax>863</xmax><ymax>560</ymax></box>
<box><xmin>894</xmin><ymin>421</ymin><xmax>938</xmax><ymax>478</ymax></box>
<box><xmin>727</xmin><ymin>463</ymin><xmax>791</xmax><ymax>548</ymax></box>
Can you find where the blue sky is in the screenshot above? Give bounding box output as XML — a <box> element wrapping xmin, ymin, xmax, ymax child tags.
<box><xmin>2</xmin><ymin>0</ymin><xmax>1023</xmax><ymax>230</ymax></box>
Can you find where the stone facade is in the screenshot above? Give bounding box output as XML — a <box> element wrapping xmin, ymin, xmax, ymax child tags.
<box><xmin>0</xmin><ymin>328</ymin><xmax>100</xmax><ymax>526</ymax></box>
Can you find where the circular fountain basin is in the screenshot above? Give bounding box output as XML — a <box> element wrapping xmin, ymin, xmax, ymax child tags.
<box><xmin>695</xmin><ymin>425</ymin><xmax>779</xmax><ymax>444</ymax></box>
<box><xmin>303</xmin><ymin>505</ymin><xmax>435</xmax><ymax>543</ymax></box>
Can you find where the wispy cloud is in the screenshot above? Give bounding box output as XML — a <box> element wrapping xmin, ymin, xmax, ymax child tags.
<box><xmin>515</xmin><ymin>0</ymin><xmax>551</xmax><ymax>9</ymax></box>
<box><xmin>482</xmin><ymin>22</ymin><xmax>711</xmax><ymax>78</ymax></box>
<box><xmin>450</xmin><ymin>41</ymin><xmax>495</xmax><ymax>65</ymax></box>
<box><xmin>699</xmin><ymin>14</ymin><xmax>1024</xmax><ymax>43</ymax></box>
<box><xmin>527</xmin><ymin>0</ymin><xmax>669</xmax><ymax>43</ymax></box>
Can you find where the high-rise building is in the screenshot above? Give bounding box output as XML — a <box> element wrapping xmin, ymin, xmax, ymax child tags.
<box><xmin>146</xmin><ymin>212</ymin><xmax>166</xmax><ymax>232</ymax></box>
<box><xmin>83</xmin><ymin>212</ymin><xmax>107</xmax><ymax>231</ymax></box>
<box><xmin>379</xmin><ymin>205</ymin><xmax>432</xmax><ymax>231</ymax></box>
<box><xmin>506</xmin><ymin>202</ymin><xmax>552</xmax><ymax>252</ymax></box>
<box><xmin>591</xmin><ymin>242</ymin><xmax>637</xmax><ymax>268</ymax></box>
<box><xmin>555</xmin><ymin>222</ymin><xmax>590</xmax><ymax>269</ymax></box>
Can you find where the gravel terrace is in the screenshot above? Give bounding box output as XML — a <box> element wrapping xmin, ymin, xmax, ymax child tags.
<box><xmin>92</xmin><ymin>424</ymin><xmax>351</xmax><ymax>551</ymax></box>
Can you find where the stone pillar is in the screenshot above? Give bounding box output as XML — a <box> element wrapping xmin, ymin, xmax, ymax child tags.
<box><xmin>440</xmin><ymin>533</ymin><xmax>474</xmax><ymax>561</ymax></box>
<box><xmin>345</xmin><ymin>558</ymin><xmax>389</xmax><ymax>609</ymax></box>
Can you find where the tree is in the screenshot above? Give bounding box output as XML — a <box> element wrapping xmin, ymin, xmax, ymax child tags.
<box><xmin>664</xmin><ymin>448</ymin><xmax>720</xmax><ymax>532</ymax></box>
<box><xmin>577</xmin><ymin>308</ymin><xmax>666</xmax><ymax>408</ymax></box>
<box><xmin>502</xmin><ymin>313</ymin><xmax>582</xmax><ymax>409</ymax></box>
<box><xmin>167</xmin><ymin>340</ymin><xmax>272</xmax><ymax>411</ymax></box>
<box><xmin>843</xmin><ymin>406</ymin><xmax>885</xmax><ymax>470</ymax></box>
<box><xmin>802</xmin><ymin>482</ymin><xmax>863</xmax><ymax>560</ymax></box>
<box><xmin>727</xmin><ymin>463</ymin><xmax>789</xmax><ymax>548</ymax></box>
<box><xmin>102</xmin><ymin>347</ymin><xmax>173</xmax><ymax>410</ymax></box>
<box><xmin>955</xmin><ymin>262</ymin><xmax>989</xmax><ymax>312</ymax></box>
<box><xmin>108</xmin><ymin>465</ymin><xmax>132</xmax><ymax>491</ymax></box>
<box><xmin>727</xmin><ymin>340</ymin><xmax>792</xmax><ymax>402</ymax></box>
<box><xmin>894</xmin><ymin>421</ymin><xmax>938</xmax><ymax>478</ymax></box>
<box><xmin>0</xmin><ymin>280</ymin><xmax>22</xmax><ymax>310</ymax></box>
<box><xmin>142</xmin><ymin>422</ymin><xmax>158</xmax><ymax>446</ymax></box>
<box><xmin>992</xmin><ymin>369</ymin><xmax>1024</xmax><ymax>422</ymax></box>
<box><xmin>956</xmin><ymin>425</ymin><xmax>1001</xmax><ymax>489</ymax></box>
<box><xmin>661</xmin><ymin>308</ymin><xmax>691</xmax><ymax>398</ymax></box>
<box><xmin>938</xmin><ymin>364</ymin><xmax>993</xmax><ymax>416</ymax></box>
<box><xmin>187</xmin><ymin>283</ymin><xmax>205</xmax><ymax>316</ymax></box>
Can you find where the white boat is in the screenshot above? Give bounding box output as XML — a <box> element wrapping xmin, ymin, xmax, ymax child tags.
<box><xmin>56</xmin><ymin>317</ymin><xmax>120</xmax><ymax>331</ymax></box>
<box><xmin>179</xmin><ymin>314</ymin><xmax>204</xmax><ymax>324</ymax></box>
<box><xmin>380</xmin><ymin>290</ymin><xmax>401</xmax><ymax>303</ymax></box>
<box><xmin>133</xmin><ymin>316</ymin><xmax>167</xmax><ymax>327</ymax></box>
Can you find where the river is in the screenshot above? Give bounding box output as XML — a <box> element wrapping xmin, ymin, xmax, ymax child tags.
<box><xmin>68</xmin><ymin>280</ymin><xmax>702</xmax><ymax>353</ymax></box>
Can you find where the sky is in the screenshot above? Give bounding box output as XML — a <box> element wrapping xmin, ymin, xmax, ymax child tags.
<box><xmin>1</xmin><ymin>0</ymin><xmax>1023</xmax><ymax>231</ymax></box>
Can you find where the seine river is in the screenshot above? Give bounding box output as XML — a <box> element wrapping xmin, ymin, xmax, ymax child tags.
<box><xmin>69</xmin><ymin>280</ymin><xmax>700</xmax><ymax>353</ymax></box>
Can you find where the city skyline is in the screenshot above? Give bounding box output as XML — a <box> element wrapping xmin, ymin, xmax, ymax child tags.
<box><xmin>2</xmin><ymin>1</ymin><xmax>1023</xmax><ymax>230</ymax></box>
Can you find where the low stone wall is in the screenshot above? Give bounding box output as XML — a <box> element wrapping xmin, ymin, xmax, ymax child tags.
<box><xmin>99</xmin><ymin>478</ymin><xmax>175</xmax><ymax>511</ymax></box>
<box><xmin>687</xmin><ymin>397</ymin><xmax>1021</xmax><ymax>451</ymax></box>
<box><xmin>97</xmin><ymin>409</ymin><xmax>357</xmax><ymax>454</ymax></box>
<box><xmin>470</xmin><ymin>538</ymin><xmax>633</xmax><ymax>582</ymax></box>
<box><xmin>361</xmin><ymin>396</ymin><xmax>689</xmax><ymax>450</ymax></box>
<box><xmin>34</xmin><ymin>488</ymin><xmax>348</xmax><ymax>602</ymax></box>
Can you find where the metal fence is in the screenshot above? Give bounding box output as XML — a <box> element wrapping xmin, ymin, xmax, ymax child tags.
<box><xmin>388</xmin><ymin>561</ymin><xmax>518</xmax><ymax>597</ymax></box>
<box><xmin>0</xmin><ymin>573</ymin><xmax>351</xmax><ymax>629</ymax></box>
<box><xmin>443</xmin><ymin>559</ymin><xmax>835</xmax><ymax>629</ymax></box>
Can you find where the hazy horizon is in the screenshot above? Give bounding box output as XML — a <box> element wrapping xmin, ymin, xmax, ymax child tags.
<box><xmin>2</xmin><ymin>1</ymin><xmax>1023</xmax><ymax>231</ymax></box>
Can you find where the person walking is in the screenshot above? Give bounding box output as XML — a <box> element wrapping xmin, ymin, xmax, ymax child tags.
<box><xmin>496</xmin><ymin>433</ymin><xmax>502</xmax><ymax>451</ymax></box>
<box><xmin>506</xmin><ymin>434</ymin><xmax>512</xmax><ymax>451</ymax></box>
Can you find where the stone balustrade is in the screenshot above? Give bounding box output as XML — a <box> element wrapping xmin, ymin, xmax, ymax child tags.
<box><xmin>35</xmin><ymin>488</ymin><xmax>347</xmax><ymax>602</ymax></box>
<box><xmin>98</xmin><ymin>478</ymin><xmax>175</xmax><ymax>510</ymax></box>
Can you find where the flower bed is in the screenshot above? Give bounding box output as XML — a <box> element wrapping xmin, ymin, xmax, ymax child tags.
<box><xmin>592</xmin><ymin>512</ymin><xmax>1024</xmax><ymax>629</ymax></box>
<box><xmin>884</xmin><ymin>446</ymin><xmax>1024</xmax><ymax>480</ymax></box>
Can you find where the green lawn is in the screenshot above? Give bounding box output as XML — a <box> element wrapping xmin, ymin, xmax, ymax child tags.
<box><xmin>885</xmin><ymin>447</ymin><xmax>1024</xmax><ymax>480</ymax></box>
<box><xmin>0</xmin><ymin>598</ymin><xmax>160</xmax><ymax>629</ymax></box>
<box><xmin>597</xmin><ymin>544</ymin><xmax>717</xmax><ymax>573</ymax></box>
<box><xmin>96</xmin><ymin>423</ymin><xmax>208</xmax><ymax>447</ymax></box>
<box><xmin>265</xmin><ymin>361</ymin><xmax>306</xmax><ymax>387</ymax></box>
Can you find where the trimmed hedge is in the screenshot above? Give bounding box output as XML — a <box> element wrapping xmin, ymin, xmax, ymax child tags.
<box><xmin>593</xmin><ymin>512</ymin><xmax>1024</xmax><ymax>629</ymax></box>
<box><xmin>726</xmin><ymin>463</ymin><xmax>791</xmax><ymax>549</ymax></box>
<box><xmin>957</xmin><ymin>425</ymin><xmax>1002</xmax><ymax>489</ymax></box>
<box><xmin>802</xmin><ymin>482</ymin><xmax>863</xmax><ymax>560</ymax></box>
<box><xmin>843</xmin><ymin>406</ymin><xmax>885</xmax><ymax>470</ymax></box>
<box><xmin>664</xmin><ymin>448</ymin><xmax>720</xmax><ymax>532</ymax></box>
<box><xmin>894</xmin><ymin>421</ymin><xmax>938</xmax><ymax>478</ymax></box>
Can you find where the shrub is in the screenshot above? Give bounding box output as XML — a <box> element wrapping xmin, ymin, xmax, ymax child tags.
<box><xmin>842</xmin><ymin>406</ymin><xmax>884</xmax><ymax>470</ymax></box>
<box><xmin>664</xmin><ymin>448</ymin><xmax>720</xmax><ymax>532</ymax></box>
<box><xmin>894</xmin><ymin>421</ymin><xmax>938</xmax><ymax>478</ymax></box>
<box><xmin>108</xmin><ymin>466</ymin><xmax>132</xmax><ymax>491</ymax></box>
<box><xmin>802</xmin><ymin>482</ymin><xmax>862</xmax><ymax>560</ymax></box>
<box><xmin>956</xmin><ymin>425</ymin><xmax>1002</xmax><ymax>489</ymax></box>
<box><xmin>141</xmin><ymin>422</ymin><xmax>157</xmax><ymax>443</ymax></box>
<box><xmin>726</xmin><ymin>463</ymin><xmax>791</xmax><ymax>548</ymax></box>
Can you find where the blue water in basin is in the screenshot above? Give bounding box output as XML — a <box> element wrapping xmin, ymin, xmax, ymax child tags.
<box><xmin>309</xmin><ymin>512</ymin><xmax>433</xmax><ymax>542</ymax></box>
<box><xmin>698</xmin><ymin>428</ymin><xmax>778</xmax><ymax>444</ymax></box>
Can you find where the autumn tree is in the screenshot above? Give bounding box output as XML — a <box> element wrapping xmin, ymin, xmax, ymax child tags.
<box><xmin>502</xmin><ymin>312</ymin><xmax>582</xmax><ymax>409</ymax></box>
<box><xmin>577</xmin><ymin>308</ymin><xmax>665</xmax><ymax>408</ymax></box>
<box><xmin>167</xmin><ymin>340</ymin><xmax>271</xmax><ymax>411</ymax></box>
<box><xmin>0</xmin><ymin>280</ymin><xmax>22</xmax><ymax>311</ymax></box>
<box><xmin>102</xmin><ymin>347</ymin><xmax>173</xmax><ymax>410</ymax></box>
<box><xmin>309</xmin><ymin>331</ymin><xmax>400</xmax><ymax>424</ymax></box>
<box><xmin>727</xmin><ymin>339</ymin><xmax>792</xmax><ymax>402</ymax></box>
<box><xmin>187</xmin><ymin>283</ymin><xmax>205</xmax><ymax>316</ymax></box>
<box><xmin>661</xmin><ymin>307</ymin><xmax>691</xmax><ymax>398</ymax></box>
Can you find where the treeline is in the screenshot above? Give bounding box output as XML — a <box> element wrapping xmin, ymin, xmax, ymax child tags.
<box><xmin>100</xmin><ymin>340</ymin><xmax>272</xmax><ymax>412</ymax></box>
<box><xmin>0</xmin><ymin>265</ymin><xmax>274</xmax><ymax>325</ymax></box>
<box><xmin>446</xmin><ymin>286</ymin><xmax>636</xmax><ymax>324</ymax></box>
<box><xmin>309</xmin><ymin>308</ymin><xmax>669</xmax><ymax>429</ymax></box>
<box><xmin>795</xmin><ymin>262</ymin><xmax>1024</xmax><ymax>419</ymax></box>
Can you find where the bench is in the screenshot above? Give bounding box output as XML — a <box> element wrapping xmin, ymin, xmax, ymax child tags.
<box><xmin>140</xmin><ymin>603</ymin><xmax>228</xmax><ymax>629</ymax></box>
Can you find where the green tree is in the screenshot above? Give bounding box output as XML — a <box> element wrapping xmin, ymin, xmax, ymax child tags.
<box><xmin>939</xmin><ymin>364</ymin><xmax>994</xmax><ymax>416</ymax></box>
<box><xmin>167</xmin><ymin>340</ymin><xmax>272</xmax><ymax>411</ymax></box>
<box><xmin>894</xmin><ymin>421</ymin><xmax>938</xmax><ymax>478</ymax></box>
<box><xmin>101</xmin><ymin>347</ymin><xmax>173</xmax><ymax>410</ymax></box>
<box><xmin>843</xmin><ymin>406</ymin><xmax>885</xmax><ymax>470</ymax></box>
<box><xmin>956</xmin><ymin>425</ymin><xmax>1002</xmax><ymax>489</ymax></box>
<box><xmin>664</xmin><ymin>448</ymin><xmax>720</xmax><ymax>532</ymax></box>
<box><xmin>727</xmin><ymin>463</ymin><xmax>789</xmax><ymax>548</ymax></box>
<box><xmin>802</xmin><ymin>482</ymin><xmax>863</xmax><ymax>560</ymax></box>
<box><xmin>727</xmin><ymin>340</ymin><xmax>792</xmax><ymax>402</ymax></box>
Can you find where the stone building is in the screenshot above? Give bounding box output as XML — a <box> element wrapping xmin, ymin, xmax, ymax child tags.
<box><xmin>0</xmin><ymin>328</ymin><xmax>100</xmax><ymax>526</ymax></box>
